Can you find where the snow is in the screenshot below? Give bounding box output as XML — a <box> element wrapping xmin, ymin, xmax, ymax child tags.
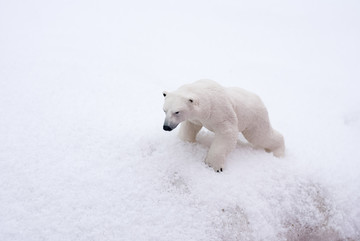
<box><xmin>0</xmin><ymin>0</ymin><xmax>359</xmax><ymax>240</ymax></box>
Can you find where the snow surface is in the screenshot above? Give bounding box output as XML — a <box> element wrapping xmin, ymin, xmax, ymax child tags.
<box><xmin>1</xmin><ymin>0</ymin><xmax>360</xmax><ymax>240</ymax></box>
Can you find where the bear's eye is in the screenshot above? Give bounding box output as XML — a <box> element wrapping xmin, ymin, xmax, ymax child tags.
<box><xmin>174</xmin><ymin>111</ymin><xmax>179</xmax><ymax>115</ymax></box>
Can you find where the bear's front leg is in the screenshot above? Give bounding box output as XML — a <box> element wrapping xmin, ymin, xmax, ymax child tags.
<box><xmin>205</xmin><ymin>130</ymin><xmax>238</xmax><ymax>172</ymax></box>
<box><xmin>178</xmin><ymin>121</ymin><xmax>202</xmax><ymax>143</ymax></box>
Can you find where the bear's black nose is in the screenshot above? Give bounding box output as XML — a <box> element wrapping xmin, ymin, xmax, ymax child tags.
<box><xmin>163</xmin><ymin>125</ymin><xmax>172</xmax><ymax>131</ymax></box>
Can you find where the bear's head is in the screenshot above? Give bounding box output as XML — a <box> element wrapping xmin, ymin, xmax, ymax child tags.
<box><xmin>162</xmin><ymin>91</ymin><xmax>198</xmax><ymax>131</ymax></box>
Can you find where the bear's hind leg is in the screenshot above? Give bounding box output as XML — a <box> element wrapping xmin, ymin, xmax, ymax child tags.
<box><xmin>266</xmin><ymin>129</ymin><xmax>285</xmax><ymax>157</ymax></box>
<box><xmin>243</xmin><ymin>128</ymin><xmax>285</xmax><ymax>157</ymax></box>
<box><xmin>178</xmin><ymin>121</ymin><xmax>202</xmax><ymax>143</ymax></box>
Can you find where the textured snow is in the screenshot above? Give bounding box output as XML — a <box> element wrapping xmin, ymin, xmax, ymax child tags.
<box><xmin>1</xmin><ymin>0</ymin><xmax>360</xmax><ymax>240</ymax></box>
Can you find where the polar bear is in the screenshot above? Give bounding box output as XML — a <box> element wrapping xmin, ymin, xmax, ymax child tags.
<box><xmin>162</xmin><ymin>79</ymin><xmax>285</xmax><ymax>172</ymax></box>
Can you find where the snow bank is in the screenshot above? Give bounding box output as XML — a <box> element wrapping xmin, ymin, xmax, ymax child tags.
<box><xmin>0</xmin><ymin>0</ymin><xmax>359</xmax><ymax>240</ymax></box>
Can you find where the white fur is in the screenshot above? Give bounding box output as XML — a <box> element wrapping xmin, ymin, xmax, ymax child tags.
<box><xmin>162</xmin><ymin>79</ymin><xmax>285</xmax><ymax>171</ymax></box>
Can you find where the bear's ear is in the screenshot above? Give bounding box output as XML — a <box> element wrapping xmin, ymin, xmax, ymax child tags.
<box><xmin>162</xmin><ymin>91</ymin><xmax>168</xmax><ymax>97</ymax></box>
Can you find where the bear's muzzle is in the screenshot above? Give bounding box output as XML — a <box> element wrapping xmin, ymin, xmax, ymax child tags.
<box><xmin>163</xmin><ymin>125</ymin><xmax>173</xmax><ymax>131</ymax></box>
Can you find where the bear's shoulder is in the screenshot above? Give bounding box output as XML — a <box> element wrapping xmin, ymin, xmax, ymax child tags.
<box><xmin>177</xmin><ymin>79</ymin><xmax>223</xmax><ymax>93</ymax></box>
<box><xmin>192</xmin><ymin>79</ymin><xmax>221</xmax><ymax>88</ymax></box>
